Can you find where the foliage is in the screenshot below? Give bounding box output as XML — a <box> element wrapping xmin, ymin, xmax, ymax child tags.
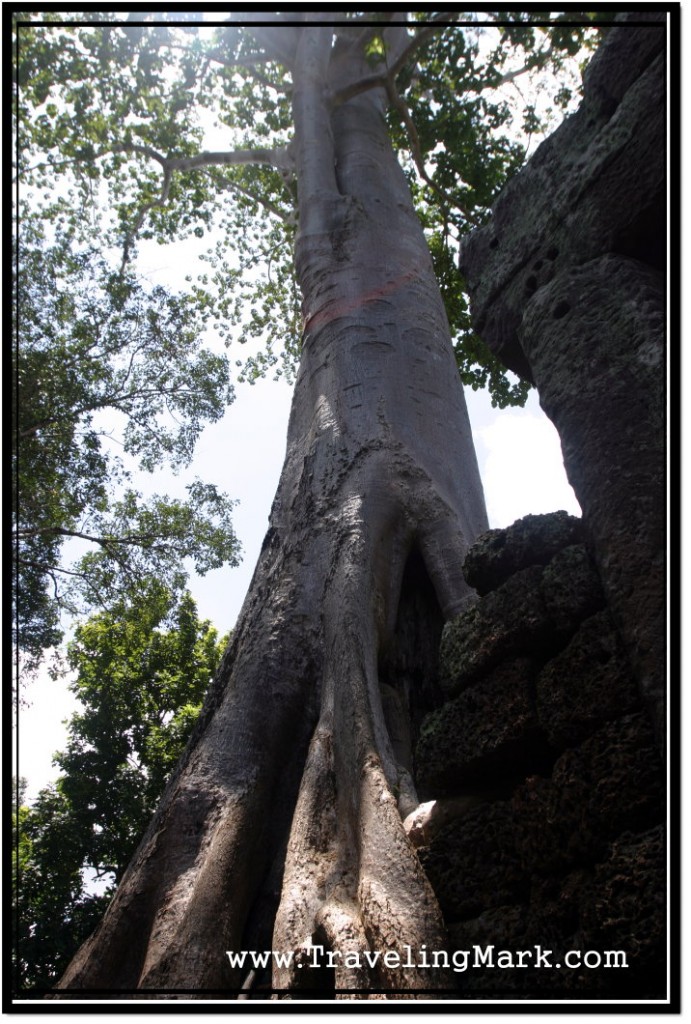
<box><xmin>12</xmin><ymin>780</ymin><xmax>111</xmax><ymax>995</ymax></box>
<box><xmin>388</xmin><ymin>11</ymin><xmax>611</xmax><ymax>405</ymax></box>
<box><xmin>58</xmin><ymin>583</ymin><xmax>227</xmax><ymax>872</ymax></box>
<box><xmin>12</xmin><ymin>11</ymin><xmax>607</xmax><ymax>664</ymax></box>
<box><xmin>12</xmin><ymin>210</ymin><xmax>240</xmax><ymax>672</ymax></box>
<box><xmin>12</xmin><ymin>588</ymin><xmax>226</xmax><ymax>993</ymax></box>
<box><xmin>13</xmin><ymin>12</ymin><xmax>299</xmax><ymax>380</ymax></box>
<box><xmin>14</xmin><ymin>12</ymin><xmax>606</xmax><ymax>400</ymax></box>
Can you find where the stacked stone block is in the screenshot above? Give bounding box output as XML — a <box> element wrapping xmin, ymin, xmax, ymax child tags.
<box><xmin>459</xmin><ymin>15</ymin><xmax>667</xmax><ymax>746</ymax></box>
<box><xmin>415</xmin><ymin>512</ymin><xmax>665</xmax><ymax>998</ymax></box>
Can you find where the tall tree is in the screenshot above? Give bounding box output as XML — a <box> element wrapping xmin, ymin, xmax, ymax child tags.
<box><xmin>13</xmin><ymin>588</ymin><xmax>225</xmax><ymax>994</ymax></box>
<box><xmin>14</xmin><ymin>10</ymin><xmax>601</xmax><ymax>997</ymax></box>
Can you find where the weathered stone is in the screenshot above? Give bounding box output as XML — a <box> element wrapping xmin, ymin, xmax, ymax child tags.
<box><xmin>509</xmin><ymin>773</ymin><xmax>566</xmax><ymax>876</ymax></box>
<box><xmin>445</xmin><ymin>877</ymin><xmax>593</xmax><ymax>996</ymax></box>
<box><xmin>502</xmin><ymin>873</ymin><xmax>592</xmax><ymax>995</ymax></box>
<box><xmin>446</xmin><ymin>906</ymin><xmax>529</xmax><ymax>995</ymax></box>
<box><xmin>439</xmin><ymin>565</ymin><xmax>555</xmax><ymax>695</ymax></box>
<box><xmin>526</xmin><ymin>871</ymin><xmax>588</xmax><ymax>944</ymax></box>
<box><xmin>444</xmin><ymin>854</ymin><xmax>659</xmax><ymax>998</ymax></box>
<box><xmin>540</xmin><ymin>544</ymin><xmax>605</xmax><ymax>636</ymax></box>
<box><xmin>564</xmin><ymin>710</ymin><xmax>664</xmax><ymax>840</ymax></box>
<box><xmin>536</xmin><ymin>610</ymin><xmax>641</xmax><ymax>749</ymax></box>
<box><xmin>520</xmin><ymin>254</ymin><xmax>665</xmax><ymax>746</ymax></box>
<box><xmin>448</xmin><ymin>904</ymin><xmax>528</xmax><ymax>951</ymax></box>
<box><xmin>416</xmin><ymin>657</ymin><xmax>547</xmax><ymax>795</ymax></box>
<box><xmin>582</xmin><ymin>14</ymin><xmax>667</xmax><ymax>119</ymax></box>
<box><xmin>458</xmin><ymin>16</ymin><xmax>667</xmax><ymax>750</ymax></box>
<box><xmin>444</xmin><ymin>827</ymin><xmax>665</xmax><ymax>998</ymax></box>
<box><xmin>578</xmin><ymin>826</ymin><xmax>666</xmax><ymax>997</ymax></box>
<box><xmin>440</xmin><ymin>538</ymin><xmax>606</xmax><ymax>698</ymax></box>
<box><xmin>463</xmin><ymin>511</ymin><xmax>584</xmax><ymax>596</ymax></box>
<box><xmin>428</xmin><ymin>20</ymin><xmax>668</xmax><ymax>996</ymax></box>
<box><xmin>459</xmin><ymin>16</ymin><xmax>666</xmax><ymax>377</ymax></box>
<box><xmin>513</xmin><ymin>714</ymin><xmax>663</xmax><ymax>873</ymax></box>
<box><xmin>420</xmin><ymin>800</ymin><xmax>528</xmax><ymax>921</ymax></box>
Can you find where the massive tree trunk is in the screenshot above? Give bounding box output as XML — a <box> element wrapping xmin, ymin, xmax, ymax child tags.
<box><xmin>57</xmin><ymin>26</ymin><xmax>488</xmax><ymax>999</ymax></box>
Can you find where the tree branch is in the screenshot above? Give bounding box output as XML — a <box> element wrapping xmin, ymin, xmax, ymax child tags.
<box><xmin>247</xmin><ymin>16</ymin><xmax>300</xmax><ymax>69</ymax></box>
<box><xmin>111</xmin><ymin>141</ymin><xmax>293</xmax><ymax>269</ymax></box>
<box><xmin>18</xmin><ymin>377</ymin><xmax>203</xmax><ymax>441</ymax></box>
<box><xmin>384</xmin><ymin>79</ymin><xmax>481</xmax><ymax>228</ymax></box>
<box><xmin>332</xmin><ymin>13</ymin><xmax>456</xmax><ymax>107</ymax></box>
<box><xmin>238</xmin><ymin>60</ymin><xmax>291</xmax><ymax>96</ymax></box>
<box><xmin>215</xmin><ymin>174</ymin><xmax>295</xmax><ymax>225</ymax></box>
<box><xmin>335</xmin><ymin>11</ymin><xmax>399</xmax><ymax>56</ymax></box>
<box><xmin>16</xmin><ymin>556</ymin><xmax>90</xmax><ymax>581</ymax></box>
<box><xmin>386</xmin><ymin>12</ymin><xmax>456</xmax><ymax>73</ymax></box>
<box><xmin>205</xmin><ymin>46</ymin><xmax>292</xmax><ymax>95</ymax></box>
<box><xmin>492</xmin><ymin>43</ymin><xmax>556</xmax><ymax>88</ymax></box>
<box><xmin>327</xmin><ymin>15</ymin><xmax>481</xmax><ymax>229</ymax></box>
<box><xmin>15</xmin><ymin>525</ymin><xmax>178</xmax><ymax>549</ymax></box>
<box><xmin>112</xmin><ymin>142</ymin><xmax>293</xmax><ymax>174</ymax></box>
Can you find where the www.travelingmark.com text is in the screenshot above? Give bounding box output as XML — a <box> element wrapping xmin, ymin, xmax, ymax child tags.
<box><xmin>225</xmin><ymin>944</ymin><xmax>628</xmax><ymax>974</ymax></box>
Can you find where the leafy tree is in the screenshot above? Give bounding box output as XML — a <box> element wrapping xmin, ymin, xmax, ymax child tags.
<box><xmin>13</xmin><ymin>10</ymin><xmax>605</xmax><ymax>997</ymax></box>
<box><xmin>57</xmin><ymin>583</ymin><xmax>227</xmax><ymax>880</ymax></box>
<box><xmin>13</xmin><ymin>781</ymin><xmax>111</xmax><ymax>995</ymax></box>
<box><xmin>13</xmin><ymin>195</ymin><xmax>240</xmax><ymax>675</ymax></box>
<box><xmin>12</xmin><ymin>589</ymin><xmax>226</xmax><ymax>994</ymax></box>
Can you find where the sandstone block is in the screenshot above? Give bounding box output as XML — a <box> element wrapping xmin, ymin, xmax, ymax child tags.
<box><xmin>463</xmin><ymin>511</ymin><xmax>583</xmax><ymax>596</ymax></box>
<box><xmin>416</xmin><ymin>657</ymin><xmax>545</xmax><ymax>795</ymax></box>
<box><xmin>420</xmin><ymin>800</ymin><xmax>528</xmax><ymax>921</ymax></box>
<box><xmin>439</xmin><ymin>565</ymin><xmax>554</xmax><ymax>695</ymax></box>
<box><xmin>540</xmin><ymin>544</ymin><xmax>605</xmax><ymax>636</ymax></box>
<box><xmin>536</xmin><ymin>610</ymin><xmax>641</xmax><ymax>749</ymax></box>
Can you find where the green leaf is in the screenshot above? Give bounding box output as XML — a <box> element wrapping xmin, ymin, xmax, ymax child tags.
<box><xmin>13</xmin><ymin>215</ymin><xmax>238</xmax><ymax>670</ymax></box>
<box><xmin>12</xmin><ymin>589</ymin><xmax>226</xmax><ymax>992</ymax></box>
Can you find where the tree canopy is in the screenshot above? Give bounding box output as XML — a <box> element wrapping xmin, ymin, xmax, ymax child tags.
<box><xmin>14</xmin><ymin>10</ymin><xmax>605</xmax><ymax>388</ymax></box>
<box><xmin>13</xmin><ymin>587</ymin><xmax>226</xmax><ymax>993</ymax></box>
<box><xmin>13</xmin><ymin>10</ymin><xmax>607</xmax><ymax>671</ymax></box>
<box><xmin>13</xmin><ymin>214</ymin><xmax>240</xmax><ymax>672</ymax></box>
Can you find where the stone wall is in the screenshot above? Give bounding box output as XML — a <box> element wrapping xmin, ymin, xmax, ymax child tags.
<box><xmin>408</xmin><ymin>15</ymin><xmax>669</xmax><ymax>1000</ymax></box>
<box><xmin>409</xmin><ymin>513</ymin><xmax>665</xmax><ymax>999</ymax></box>
<box><xmin>458</xmin><ymin>14</ymin><xmax>667</xmax><ymax>749</ymax></box>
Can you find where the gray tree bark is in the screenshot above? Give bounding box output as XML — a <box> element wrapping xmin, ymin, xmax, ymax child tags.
<box><xmin>56</xmin><ymin>25</ymin><xmax>488</xmax><ymax>999</ymax></box>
